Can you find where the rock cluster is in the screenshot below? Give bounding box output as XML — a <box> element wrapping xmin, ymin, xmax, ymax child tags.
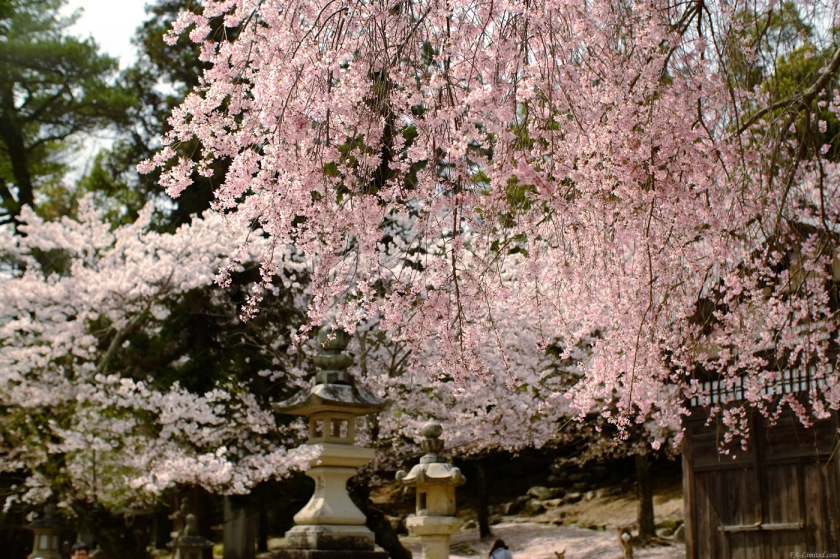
<box><xmin>497</xmin><ymin>485</ymin><xmax>606</xmax><ymax>520</ymax></box>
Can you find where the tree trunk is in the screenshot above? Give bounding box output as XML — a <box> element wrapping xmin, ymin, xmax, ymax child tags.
<box><xmin>0</xmin><ymin>84</ymin><xmax>34</xmax><ymax>229</ymax></box>
<box><xmin>0</xmin><ymin>493</ymin><xmax>32</xmax><ymax>559</ymax></box>
<box><xmin>256</xmin><ymin>498</ymin><xmax>268</xmax><ymax>553</ymax></box>
<box><xmin>74</xmin><ymin>501</ymin><xmax>150</xmax><ymax>559</ymax></box>
<box><xmin>348</xmin><ymin>482</ymin><xmax>412</xmax><ymax>559</ymax></box>
<box><xmin>476</xmin><ymin>458</ymin><xmax>492</xmax><ymax>539</ymax></box>
<box><xmin>223</xmin><ymin>496</ymin><xmax>256</xmax><ymax>559</ymax></box>
<box><xmin>635</xmin><ymin>451</ymin><xmax>656</xmax><ymax>541</ymax></box>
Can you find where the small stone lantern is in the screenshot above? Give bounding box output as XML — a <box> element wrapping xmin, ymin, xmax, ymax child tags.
<box><xmin>25</xmin><ymin>505</ymin><xmax>63</xmax><ymax>559</ymax></box>
<box><xmin>172</xmin><ymin>513</ymin><xmax>213</xmax><ymax>559</ymax></box>
<box><xmin>396</xmin><ymin>420</ymin><xmax>466</xmax><ymax>559</ymax></box>
<box><xmin>273</xmin><ymin>324</ymin><xmax>389</xmax><ymax>558</ymax></box>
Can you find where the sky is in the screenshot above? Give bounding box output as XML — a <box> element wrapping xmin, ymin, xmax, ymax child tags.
<box><xmin>59</xmin><ymin>0</ymin><xmax>153</xmax><ymax>178</ymax></box>
<box><xmin>63</xmin><ymin>0</ymin><xmax>150</xmax><ymax>68</ymax></box>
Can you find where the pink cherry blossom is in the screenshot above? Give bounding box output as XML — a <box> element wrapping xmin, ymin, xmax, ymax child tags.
<box><xmin>144</xmin><ymin>0</ymin><xmax>840</xmax><ymax>447</ymax></box>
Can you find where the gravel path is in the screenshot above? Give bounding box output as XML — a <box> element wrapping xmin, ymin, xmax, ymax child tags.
<box><xmin>401</xmin><ymin>522</ymin><xmax>686</xmax><ymax>559</ymax></box>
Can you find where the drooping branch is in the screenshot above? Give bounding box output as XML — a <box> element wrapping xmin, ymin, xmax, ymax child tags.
<box><xmin>736</xmin><ymin>44</ymin><xmax>840</xmax><ymax>136</ymax></box>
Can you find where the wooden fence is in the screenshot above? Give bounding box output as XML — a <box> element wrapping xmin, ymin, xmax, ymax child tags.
<box><xmin>683</xmin><ymin>400</ymin><xmax>840</xmax><ymax>558</ymax></box>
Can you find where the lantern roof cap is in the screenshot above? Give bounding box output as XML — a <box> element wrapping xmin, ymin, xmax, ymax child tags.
<box><xmin>25</xmin><ymin>505</ymin><xmax>63</xmax><ymax>530</ymax></box>
<box><xmin>275</xmin><ymin>382</ymin><xmax>387</xmax><ymax>416</ymax></box>
<box><xmin>397</xmin><ymin>420</ymin><xmax>466</xmax><ymax>487</ymax></box>
<box><xmin>274</xmin><ymin>323</ymin><xmax>387</xmax><ymax>416</ymax></box>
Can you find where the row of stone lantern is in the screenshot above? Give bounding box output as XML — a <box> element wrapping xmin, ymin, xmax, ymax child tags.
<box><xmin>271</xmin><ymin>323</ymin><xmax>466</xmax><ymax>559</ymax></box>
<box><xmin>22</xmin><ymin>323</ymin><xmax>465</xmax><ymax>559</ymax></box>
<box><xmin>22</xmin><ymin>503</ymin><xmax>210</xmax><ymax>559</ymax></box>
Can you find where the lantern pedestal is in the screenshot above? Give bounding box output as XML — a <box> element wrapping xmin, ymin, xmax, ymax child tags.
<box><xmin>405</xmin><ymin>517</ymin><xmax>462</xmax><ymax>559</ymax></box>
<box><xmin>275</xmin><ymin>445</ymin><xmax>389</xmax><ymax>559</ymax></box>
<box><xmin>290</xmin><ymin>444</ymin><xmax>373</xmax><ymax>528</ymax></box>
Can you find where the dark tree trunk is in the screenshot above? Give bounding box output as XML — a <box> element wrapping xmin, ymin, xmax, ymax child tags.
<box><xmin>256</xmin><ymin>498</ymin><xmax>268</xmax><ymax>553</ymax></box>
<box><xmin>635</xmin><ymin>451</ymin><xmax>656</xmax><ymax>541</ymax></box>
<box><xmin>476</xmin><ymin>458</ymin><xmax>492</xmax><ymax>539</ymax></box>
<box><xmin>223</xmin><ymin>496</ymin><xmax>256</xmax><ymax>559</ymax></box>
<box><xmin>0</xmin><ymin>84</ymin><xmax>34</xmax><ymax>229</ymax></box>
<box><xmin>0</xmin><ymin>478</ymin><xmax>32</xmax><ymax>559</ymax></box>
<box><xmin>349</xmin><ymin>482</ymin><xmax>412</xmax><ymax>559</ymax></box>
<box><xmin>74</xmin><ymin>502</ymin><xmax>151</xmax><ymax>559</ymax></box>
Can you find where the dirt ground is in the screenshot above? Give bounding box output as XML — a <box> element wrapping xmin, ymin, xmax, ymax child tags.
<box><xmin>257</xmin><ymin>475</ymin><xmax>686</xmax><ymax>558</ymax></box>
<box><xmin>405</xmin><ymin>475</ymin><xmax>686</xmax><ymax>558</ymax></box>
<box><xmin>517</xmin><ymin>475</ymin><xmax>685</xmax><ymax>529</ymax></box>
<box><xmin>402</xmin><ymin>521</ymin><xmax>685</xmax><ymax>559</ymax></box>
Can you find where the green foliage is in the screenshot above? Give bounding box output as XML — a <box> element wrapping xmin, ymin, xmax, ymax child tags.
<box><xmin>0</xmin><ymin>0</ymin><xmax>135</xmax><ymax>229</ymax></box>
<box><xmin>79</xmin><ymin>0</ymin><xmax>241</xmax><ymax>229</ymax></box>
<box><xmin>772</xmin><ymin>45</ymin><xmax>827</xmax><ymax>101</ymax></box>
<box><xmin>735</xmin><ymin>2</ymin><xmax>840</xmax><ymax>172</ymax></box>
<box><xmin>1</xmin><ymin>4</ymin><xmax>313</xmax><ymax>556</ymax></box>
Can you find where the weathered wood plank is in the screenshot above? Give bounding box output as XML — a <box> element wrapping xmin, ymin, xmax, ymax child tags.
<box><xmin>684</xmin><ymin>406</ymin><xmax>840</xmax><ymax>559</ymax></box>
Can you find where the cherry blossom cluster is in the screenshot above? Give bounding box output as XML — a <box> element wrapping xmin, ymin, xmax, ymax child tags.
<box><xmin>0</xmin><ymin>198</ymin><xmax>312</xmax><ymax>509</ymax></box>
<box><xmin>146</xmin><ymin>0</ymin><xmax>840</xmax><ymax>443</ymax></box>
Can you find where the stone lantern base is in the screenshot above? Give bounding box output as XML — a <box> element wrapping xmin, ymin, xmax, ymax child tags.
<box><xmin>172</xmin><ymin>535</ymin><xmax>214</xmax><ymax>559</ymax></box>
<box><xmin>283</xmin><ymin>524</ymin><xmax>376</xmax><ymax>550</ymax></box>
<box><xmin>273</xmin><ymin>525</ymin><xmax>389</xmax><ymax>559</ymax></box>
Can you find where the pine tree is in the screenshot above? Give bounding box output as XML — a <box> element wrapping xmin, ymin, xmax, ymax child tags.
<box><xmin>0</xmin><ymin>0</ymin><xmax>134</xmax><ymax>230</ymax></box>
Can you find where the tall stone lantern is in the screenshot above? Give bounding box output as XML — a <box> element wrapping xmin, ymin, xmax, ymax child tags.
<box><xmin>396</xmin><ymin>420</ymin><xmax>466</xmax><ymax>559</ymax></box>
<box><xmin>273</xmin><ymin>324</ymin><xmax>389</xmax><ymax>559</ymax></box>
<box><xmin>25</xmin><ymin>505</ymin><xmax>63</xmax><ymax>559</ymax></box>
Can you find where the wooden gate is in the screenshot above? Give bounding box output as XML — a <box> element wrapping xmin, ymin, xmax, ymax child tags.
<box><xmin>683</xmin><ymin>407</ymin><xmax>840</xmax><ymax>558</ymax></box>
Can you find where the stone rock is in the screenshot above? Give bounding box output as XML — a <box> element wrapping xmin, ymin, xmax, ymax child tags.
<box><xmin>544</xmin><ymin>510</ymin><xmax>566</xmax><ymax>526</ymax></box>
<box><xmin>501</xmin><ymin>496</ymin><xmax>529</xmax><ymax>515</ymax></box>
<box><xmin>544</xmin><ymin>498</ymin><xmax>563</xmax><ymax>508</ymax></box>
<box><xmin>523</xmin><ymin>499</ymin><xmax>546</xmax><ymax>516</ymax></box>
<box><xmin>596</xmin><ymin>487</ymin><xmax>621</xmax><ymax>498</ymax></box>
<box><xmin>526</xmin><ymin>486</ymin><xmax>559</xmax><ymax>500</ymax></box>
<box><xmin>583</xmin><ymin>491</ymin><xmax>596</xmax><ymax>501</ymax></box>
<box><xmin>564</xmin><ymin>492</ymin><xmax>582</xmax><ymax>504</ymax></box>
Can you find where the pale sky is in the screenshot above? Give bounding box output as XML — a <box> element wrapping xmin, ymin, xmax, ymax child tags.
<box><xmin>59</xmin><ymin>1</ymin><xmax>154</xmax><ymax>179</ymax></box>
<box><xmin>63</xmin><ymin>0</ymin><xmax>150</xmax><ymax>68</ymax></box>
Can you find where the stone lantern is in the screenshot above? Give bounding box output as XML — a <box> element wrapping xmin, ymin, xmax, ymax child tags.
<box><xmin>273</xmin><ymin>324</ymin><xmax>389</xmax><ymax>558</ymax></box>
<box><xmin>396</xmin><ymin>420</ymin><xmax>466</xmax><ymax>559</ymax></box>
<box><xmin>172</xmin><ymin>513</ymin><xmax>213</xmax><ymax>559</ymax></box>
<box><xmin>25</xmin><ymin>505</ymin><xmax>63</xmax><ymax>559</ymax></box>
